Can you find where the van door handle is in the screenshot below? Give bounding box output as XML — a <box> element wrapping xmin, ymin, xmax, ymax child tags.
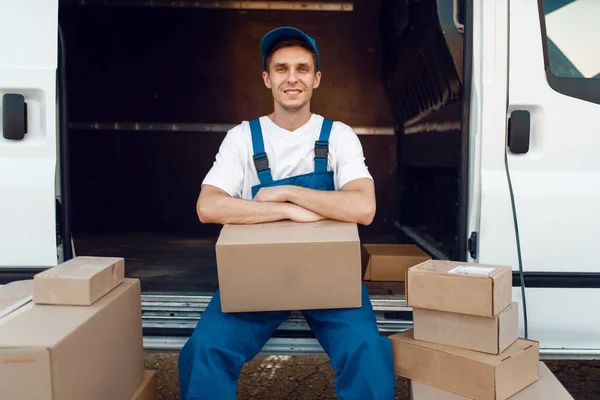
<box><xmin>508</xmin><ymin>110</ymin><xmax>530</xmax><ymax>154</ymax></box>
<box><xmin>2</xmin><ymin>94</ymin><xmax>28</xmax><ymax>140</ymax></box>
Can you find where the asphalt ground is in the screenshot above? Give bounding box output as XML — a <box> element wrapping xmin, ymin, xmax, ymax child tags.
<box><xmin>144</xmin><ymin>351</ymin><xmax>600</xmax><ymax>400</ymax></box>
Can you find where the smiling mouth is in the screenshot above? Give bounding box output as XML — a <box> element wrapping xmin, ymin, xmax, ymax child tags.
<box><xmin>284</xmin><ymin>89</ymin><xmax>302</xmax><ymax>95</ymax></box>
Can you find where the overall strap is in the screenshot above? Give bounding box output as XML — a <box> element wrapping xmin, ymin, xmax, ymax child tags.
<box><xmin>249</xmin><ymin>118</ymin><xmax>273</xmax><ymax>184</ymax></box>
<box><xmin>314</xmin><ymin>118</ymin><xmax>333</xmax><ymax>173</ymax></box>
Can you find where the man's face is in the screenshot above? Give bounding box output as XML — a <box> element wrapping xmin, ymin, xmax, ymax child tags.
<box><xmin>262</xmin><ymin>45</ymin><xmax>321</xmax><ymax>112</ymax></box>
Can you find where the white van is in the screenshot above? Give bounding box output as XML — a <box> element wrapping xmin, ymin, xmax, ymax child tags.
<box><xmin>1</xmin><ymin>0</ymin><xmax>598</xmax><ymax>359</ymax></box>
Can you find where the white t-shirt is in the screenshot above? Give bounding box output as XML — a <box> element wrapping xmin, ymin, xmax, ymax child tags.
<box><xmin>202</xmin><ymin>113</ymin><xmax>373</xmax><ymax>200</ymax></box>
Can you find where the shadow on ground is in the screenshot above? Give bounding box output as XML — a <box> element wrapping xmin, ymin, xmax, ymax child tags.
<box><xmin>145</xmin><ymin>352</ymin><xmax>600</xmax><ymax>399</ymax></box>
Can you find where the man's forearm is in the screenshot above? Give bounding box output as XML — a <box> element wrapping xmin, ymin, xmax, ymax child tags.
<box><xmin>197</xmin><ymin>193</ymin><xmax>290</xmax><ymax>225</ymax></box>
<box><xmin>197</xmin><ymin>185</ymin><xmax>326</xmax><ymax>225</ymax></box>
<box><xmin>285</xmin><ymin>185</ymin><xmax>375</xmax><ymax>225</ymax></box>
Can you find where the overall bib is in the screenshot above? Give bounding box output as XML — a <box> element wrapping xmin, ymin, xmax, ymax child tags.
<box><xmin>178</xmin><ymin>117</ymin><xmax>395</xmax><ymax>400</ymax></box>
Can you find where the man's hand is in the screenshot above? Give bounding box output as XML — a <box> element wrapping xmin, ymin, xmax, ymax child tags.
<box><xmin>284</xmin><ymin>178</ymin><xmax>376</xmax><ymax>226</ymax></box>
<box><xmin>197</xmin><ymin>184</ymin><xmax>326</xmax><ymax>225</ymax></box>
<box><xmin>253</xmin><ymin>186</ymin><xmax>325</xmax><ymax>223</ymax></box>
<box><xmin>254</xmin><ymin>186</ymin><xmax>291</xmax><ymax>203</ymax></box>
<box><xmin>284</xmin><ymin>203</ymin><xmax>326</xmax><ymax>223</ymax></box>
<box><xmin>253</xmin><ymin>179</ymin><xmax>375</xmax><ymax>226</ymax></box>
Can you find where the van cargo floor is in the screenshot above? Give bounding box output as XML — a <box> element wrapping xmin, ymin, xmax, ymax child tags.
<box><xmin>72</xmin><ymin>232</ymin><xmax>407</xmax><ymax>293</ymax></box>
<box><xmin>73</xmin><ymin>233</ymin><xmax>219</xmax><ymax>292</ymax></box>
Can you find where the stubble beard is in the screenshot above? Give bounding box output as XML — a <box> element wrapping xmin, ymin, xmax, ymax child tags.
<box><xmin>275</xmin><ymin>96</ymin><xmax>310</xmax><ymax>113</ymax></box>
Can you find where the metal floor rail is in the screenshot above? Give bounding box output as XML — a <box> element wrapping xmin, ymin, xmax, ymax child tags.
<box><xmin>141</xmin><ymin>293</ymin><xmax>412</xmax><ymax>354</ymax></box>
<box><xmin>141</xmin><ymin>293</ymin><xmax>600</xmax><ymax>359</ymax></box>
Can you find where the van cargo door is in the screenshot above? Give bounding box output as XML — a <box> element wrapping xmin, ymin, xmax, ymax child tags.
<box><xmin>0</xmin><ymin>1</ymin><xmax>59</xmax><ymax>268</ymax></box>
<box><xmin>505</xmin><ymin>0</ymin><xmax>600</xmax><ymax>275</ymax></box>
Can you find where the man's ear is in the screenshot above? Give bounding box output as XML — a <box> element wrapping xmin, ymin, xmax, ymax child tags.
<box><xmin>313</xmin><ymin>71</ymin><xmax>322</xmax><ymax>89</ymax></box>
<box><xmin>262</xmin><ymin>71</ymin><xmax>272</xmax><ymax>89</ymax></box>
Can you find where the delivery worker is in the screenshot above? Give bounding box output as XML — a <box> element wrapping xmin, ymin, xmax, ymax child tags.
<box><xmin>178</xmin><ymin>26</ymin><xmax>395</xmax><ymax>400</ymax></box>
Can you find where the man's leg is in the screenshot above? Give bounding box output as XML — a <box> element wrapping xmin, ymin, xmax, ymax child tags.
<box><xmin>178</xmin><ymin>289</ymin><xmax>290</xmax><ymax>400</ymax></box>
<box><xmin>302</xmin><ymin>284</ymin><xmax>395</xmax><ymax>400</ymax></box>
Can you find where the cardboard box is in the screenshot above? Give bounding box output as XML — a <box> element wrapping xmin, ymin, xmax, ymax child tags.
<box><xmin>409</xmin><ymin>362</ymin><xmax>573</xmax><ymax>399</ymax></box>
<box><xmin>130</xmin><ymin>370</ymin><xmax>158</xmax><ymax>400</ymax></box>
<box><xmin>390</xmin><ymin>329</ymin><xmax>539</xmax><ymax>400</ymax></box>
<box><xmin>362</xmin><ymin>244</ymin><xmax>431</xmax><ymax>281</ymax></box>
<box><xmin>406</xmin><ymin>260</ymin><xmax>513</xmax><ymax>317</ymax></box>
<box><xmin>0</xmin><ymin>279</ymin><xmax>33</xmax><ymax>319</ymax></box>
<box><xmin>413</xmin><ymin>302</ymin><xmax>519</xmax><ymax>354</ymax></box>
<box><xmin>0</xmin><ymin>279</ymin><xmax>144</xmax><ymax>400</ymax></box>
<box><xmin>33</xmin><ymin>256</ymin><xmax>125</xmax><ymax>306</ymax></box>
<box><xmin>215</xmin><ymin>220</ymin><xmax>361</xmax><ymax>312</ymax></box>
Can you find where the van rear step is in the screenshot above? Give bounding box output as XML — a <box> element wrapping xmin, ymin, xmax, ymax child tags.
<box><xmin>141</xmin><ymin>293</ymin><xmax>600</xmax><ymax>360</ymax></box>
<box><xmin>141</xmin><ymin>293</ymin><xmax>412</xmax><ymax>354</ymax></box>
<box><xmin>144</xmin><ymin>336</ymin><xmax>336</xmax><ymax>356</ymax></box>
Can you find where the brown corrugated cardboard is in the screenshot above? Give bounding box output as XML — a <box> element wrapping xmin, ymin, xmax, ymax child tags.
<box><xmin>406</xmin><ymin>260</ymin><xmax>513</xmax><ymax>317</ymax></box>
<box><xmin>413</xmin><ymin>302</ymin><xmax>519</xmax><ymax>354</ymax></box>
<box><xmin>33</xmin><ymin>256</ymin><xmax>125</xmax><ymax>306</ymax></box>
<box><xmin>409</xmin><ymin>362</ymin><xmax>573</xmax><ymax>399</ymax></box>
<box><xmin>0</xmin><ymin>279</ymin><xmax>33</xmax><ymax>319</ymax></box>
<box><xmin>362</xmin><ymin>244</ymin><xmax>431</xmax><ymax>281</ymax></box>
<box><xmin>130</xmin><ymin>370</ymin><xmax>158</xmax><ymax>400</ymax></box>
<box><xmin>0</xmin><ymin>279</ymin><xmax>144</xmax><ymax>400</ymax></box>
<box><xmin>390</xmin><ymin>329</ymin><xmax>540</xmax><ymax>400</ymax></box>
<box><xmin>215</xmin><ymin>219</ymin><xmax>362</xmax><ymax>312</ymax></box>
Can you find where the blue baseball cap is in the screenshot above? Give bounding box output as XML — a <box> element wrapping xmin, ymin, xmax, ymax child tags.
<box><xmin>260</xmin><ymin>26</ymin><xmax>321</xmax><ymax>71</ymax></box>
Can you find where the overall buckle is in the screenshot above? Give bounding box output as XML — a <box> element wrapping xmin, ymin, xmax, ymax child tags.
<box><xmin>314</xmin><ymin>140</ymin><xmax>329</xmax><ymax>159</ymax></box>
<box><xmin>253</xmin><ymin>152</ymin><xmax>270</xmax><ymax>171</ymax></box>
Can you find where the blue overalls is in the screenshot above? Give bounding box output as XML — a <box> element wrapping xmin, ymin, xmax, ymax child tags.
<box><xmin>178</xmin><ymin>117</ymin><xmax>395</xmax><ymax>400</ymax></box>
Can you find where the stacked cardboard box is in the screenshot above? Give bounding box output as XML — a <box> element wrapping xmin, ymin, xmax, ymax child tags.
<box><xmin>0</xmin><ymin>256</ymin><xmax>158</xmax><ymax>400</ymax></box>
<box><xmin>389</xmin><ymin>260</ymin><xmax>572</xmax><ymax>399</ymax></box>
<box><xmin>409</xmin><ymin>362</ymin><xmax>573</xmax><ymax>399</ymax></box>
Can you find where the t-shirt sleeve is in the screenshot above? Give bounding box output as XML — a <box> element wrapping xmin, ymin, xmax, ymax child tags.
<box><xmin>201</xmin><ymin>124</ymin><xmax>247</xmax><ymax>198</ymax></box>
<box><xmin>331</xmin><ymin>122</ymin><xmax>373</xmax><ymax>190</ymax></box>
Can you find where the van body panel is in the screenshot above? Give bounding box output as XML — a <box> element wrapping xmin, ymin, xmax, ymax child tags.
<box><xmin>0</xmin><ymin>0</ymin><xmax>59</xmax><ymax>268</ymax></box>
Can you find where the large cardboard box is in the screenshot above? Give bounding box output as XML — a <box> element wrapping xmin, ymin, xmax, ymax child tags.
<box><xmin>361</xmin><ymin>244</ymin><xmax>431</xmax><ymax>281</ymax></box>
<box><xmin>409</xmin><ymin>362</ymin><xmax>573</xmax><ymax>399</ymax></box>
<box><xmin>33</xmin><ymin>256</ymin><xmax>125</xmax><ymax>306</ymax></box>
<box><xmin>413</xmin><ymin>302</ymin><xmax>519</xmax><ymax>354</ymax></box>
<box><xmin>406</xmin><ymin>260</ymin><xmax>513</xmax><ymax>317</ymax></box>
<box><xmin>390</xmin><ymin>329</ymin><xmax>540</xmax><ymax>400</ymax></box>
<box><xmin>0</xmin><ymin>279</ymin><xmax>144</xmax><ymax>400</ymax></box>
<box><xmin>0</xmin><ymin>279</ymin><xmax>33</xmax><ymax>319</ymax></box>
<box><xmin>130</xmin><ymin>370</ymin><xmax>158</xmax><ymax>400</ymax></box>
<box><xmin>215</xmin><ymin>220</ymin><xmax>362</xmax><ymax>312</ymax></box>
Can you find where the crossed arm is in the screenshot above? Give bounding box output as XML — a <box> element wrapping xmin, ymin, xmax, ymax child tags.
<box><xmin>197</xmin><ymin>177</ymin><xmax>376</xmax><ymax>226</ymax></box>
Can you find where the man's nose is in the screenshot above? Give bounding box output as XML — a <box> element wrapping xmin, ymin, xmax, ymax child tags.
<box><xmin>287</xmin><ymin>69</ymin><xmax>299</xmax><ymax>83</ymax></box>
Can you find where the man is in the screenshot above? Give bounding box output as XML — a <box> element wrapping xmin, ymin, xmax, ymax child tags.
<box><xmin>178</xmin><ymin>26</ymin><xmax>395</xmax><ymax>400</ymax></box>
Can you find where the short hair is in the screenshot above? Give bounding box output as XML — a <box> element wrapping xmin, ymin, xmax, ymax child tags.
<box><xmin>264</xmin><ymin>38</ymin><xmax>319</xmax><ymax>72</ymax></box>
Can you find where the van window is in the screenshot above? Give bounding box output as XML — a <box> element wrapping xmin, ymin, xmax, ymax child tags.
<box><xmin>539</xmin><ymin>0</ymin><xmax>600</xmax><ymax>103</ymax></box>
